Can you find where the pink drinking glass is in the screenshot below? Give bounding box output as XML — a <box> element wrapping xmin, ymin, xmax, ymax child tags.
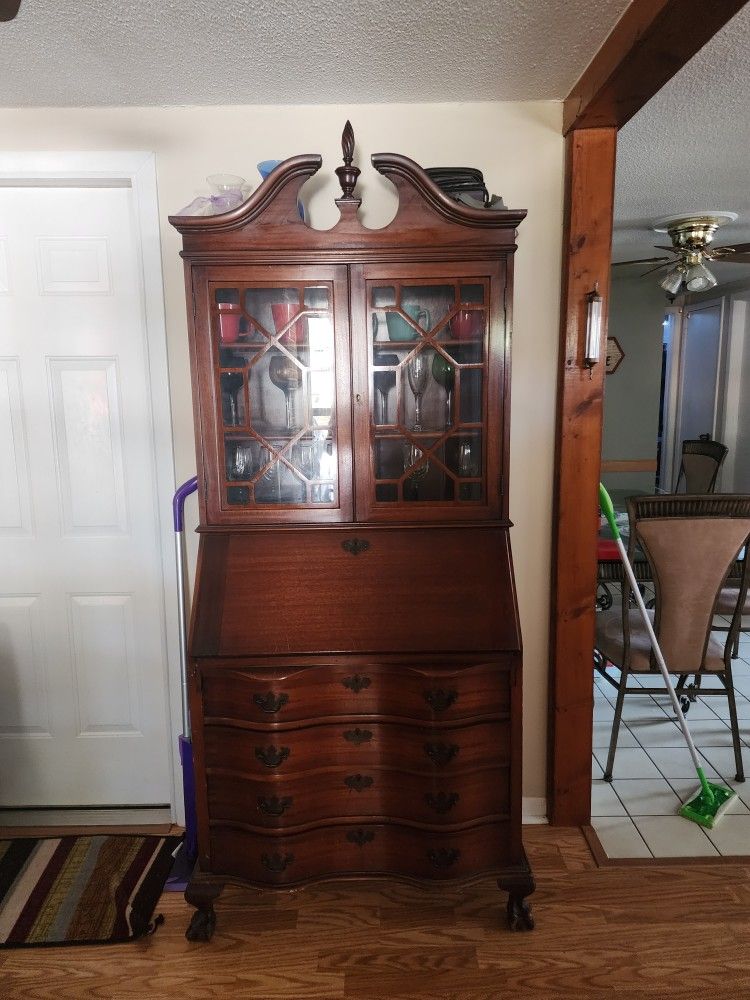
<box><xmin>271</xmin><ymin>302</ymin><xmax>307</xmax><ymax>345</ymax></box>
<box><xmin>218</xmin><ymin>303</ymin><xmax>241</xmax><ymax>343</ymax></box>
<box><xmin>450</xmin><ymin>309</ymin><xmax>484</xmax><ymax>341</ymax></box>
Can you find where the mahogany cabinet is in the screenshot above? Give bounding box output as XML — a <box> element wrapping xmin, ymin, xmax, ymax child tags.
<box><xmin>169</xmin><ymin>124</ymin><xmax>534</xmax><ymax>938</ymax></box>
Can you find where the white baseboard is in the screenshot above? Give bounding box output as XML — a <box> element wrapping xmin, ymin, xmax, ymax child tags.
<box><xmin>522</xmin><ymin>797</ymin><xmax>548</xmax><ymax>824</ymax></box>
<box><xmin>0</xmin><ymin>807</ymin><xmax>172</xmax><ymax>827</ymax></box>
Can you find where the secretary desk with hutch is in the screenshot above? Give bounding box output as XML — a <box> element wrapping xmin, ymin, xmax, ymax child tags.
<box><xmin>169</xmin><ymin>124</ymin><xmax>535</xmax><ymax>939</ymax></box>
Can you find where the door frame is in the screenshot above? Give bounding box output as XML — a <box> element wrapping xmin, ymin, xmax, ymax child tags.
<box><xmin>549</xmin><ymin>0</ymin><xmax>747</xmax><ymax>824</ymax></box>
<box><xmin>671</xmin><ymin>296</ymin><xmax>727</xmax><ymax>478</ymax></box>
<box><xmin>0</xmin><ymin>151</ymin><xmax>182</xmax><ymax>821</ymax></box>
<box><xmin>657</xmin><ymin>304</ymin><xmax>682</xmax><ymax>491</ymax></box>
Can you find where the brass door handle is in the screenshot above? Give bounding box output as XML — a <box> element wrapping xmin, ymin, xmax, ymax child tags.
<box><xmin>343</xmin><ymin>728</ymin><xmax>373</xmax><ymax>745</ymax></box>
<box><xmin>424</xmin><ymin>742</ymin><xmax>459</xmax><ymax>767</ymax></box>
<box><xmin>425</xmin><ymin>791</ymin><xmax>459</xmax><ymax>814</ymax></box>
<box><xmin>258</xmin><ymin>795</ymin><xmax>293</xmax><ymax>816</ymax></box>
<box><xmin>428</xmin><ymin>847</ymin><xmax>460</xmax><ymax>869</ymax></box>
<box><xmin>253</xmin><ymin>692</ymin><xmax>289</xmax><ymax>714</ymax></box>
<box><xmin>255</xmin><ymin>745</ymin><xmax>290</xmax><ymax>768</ymax></box>
<box><xmin>261</xmin><ymin>852</ymin><xmax>294</xmax><ymax>873</ymax></box>
<box><xmin>344</xmin><ymin>774</ymin><xmax>373</xmax><ymax>792</ymax></box>
<box><xmin>346</xmin><ymin>828</ymin><xmax>375</xmax><ymax>846</ymax></box>
<box><xmin>424</xmin><ymin>688</ymin><xmax>458</xmax><ymax>712</ymax></box>
<box><xmin>342</xmin><ymin>674</ymin><xmax>371</xmax><ymax>693</ymax></box>
<box><xmin>342</xmin><ymin>538</ymin><xmax>370</xmax><ymax>556</ymax></box>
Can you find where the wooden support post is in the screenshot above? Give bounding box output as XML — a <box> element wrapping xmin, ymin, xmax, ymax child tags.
<box><xmin>548</xmin><ymin>127</ymin><xmax>617</xmax><ymax>826</ymax></box>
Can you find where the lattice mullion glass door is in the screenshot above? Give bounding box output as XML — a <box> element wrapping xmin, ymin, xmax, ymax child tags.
<box><xmin>196</xmin><ymin>266</ymin><xmax>352</xmax><ymax>523</ymax></box>
<box><xmin>351</xmin><ymin>264</ymin><xmax>505</xmax><ymax>522</ymax></box>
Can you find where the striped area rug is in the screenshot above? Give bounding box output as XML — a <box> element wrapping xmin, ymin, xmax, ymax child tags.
<box><xmin>0</xmin><ymin>834</ymin><xmax>181</xmax><ymax>948</ymax></box>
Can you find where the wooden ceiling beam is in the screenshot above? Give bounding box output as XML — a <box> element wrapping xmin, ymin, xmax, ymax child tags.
<box><xmin>564</xmin><ymin>0</ymin><xmax>748</xmax><ymax>134</ymax></box>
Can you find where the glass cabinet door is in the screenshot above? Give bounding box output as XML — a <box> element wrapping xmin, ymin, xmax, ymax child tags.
<box><xmin>354</xmin><ymin>269</ymin><xmax>504</xmax><ymax>521</ymax></box>
<box><xmin>200</xmin><ymin>269</ymin><xmax>351</xmax><ymax>521</ymax></box>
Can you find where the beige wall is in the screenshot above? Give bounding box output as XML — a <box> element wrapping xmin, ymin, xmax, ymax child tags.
<box><xmin>0</xmin><ymin>101</ymin><xmax>564</xmax><ymax>803</ymax></box>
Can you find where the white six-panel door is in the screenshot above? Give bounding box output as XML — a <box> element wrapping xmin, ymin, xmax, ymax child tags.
<box><xmin>0</xmin><ymin>181</ymin><xmax>172</xmax><ymax>806</ymax></box>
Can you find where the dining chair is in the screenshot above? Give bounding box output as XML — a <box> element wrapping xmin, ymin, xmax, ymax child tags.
<box><xmin>713</xmin><ymin>554</ymin><xmax>750</xmax><ymax>659</ymax></box>
<box><xmin>594</xmin><ymin>494</ymin><xmax>750</xmax><ymax>782</ymax></box>
<box><xmin>673</xmin><ymin>436</ymin><xmax>728</xmax><ymax>494</ymax></box>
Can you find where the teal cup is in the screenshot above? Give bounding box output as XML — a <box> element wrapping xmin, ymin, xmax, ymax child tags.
<box><xmin>382</xmin><ymin>304</ymin><xmax>431</xmax><ymax>342</ymax></box>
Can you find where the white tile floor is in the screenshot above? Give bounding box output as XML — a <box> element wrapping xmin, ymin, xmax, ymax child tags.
<box><xmin>591</xmin><ymin>627</ymin><xmax>750</xmax><ymax>859</ymax></box>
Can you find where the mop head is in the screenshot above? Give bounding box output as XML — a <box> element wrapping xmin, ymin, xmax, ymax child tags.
<box><xmin>680</xmin><ymin>781</ymin><xmax>736</xmax><ymax>830</ymax></box>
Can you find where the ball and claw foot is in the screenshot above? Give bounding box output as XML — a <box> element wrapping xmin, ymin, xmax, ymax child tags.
<box><xmin>507</xmin><ymin>894</ymin><xmax>535</xmax><ymax>931</ymax></box>
<box><xmin>185</xmin><ymin>906</ymin><xmax>216</xmax><ymax>942</ymax></box>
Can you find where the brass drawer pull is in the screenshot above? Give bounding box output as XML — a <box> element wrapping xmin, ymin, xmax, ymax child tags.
<box><xmin>425</xmin><ymin>791</ymin><xmax>459</xmax><ymax>815</ymax></box>
<box><xmin>258</xmin><ymin>795</ymin><xmax>293</xmax><ymax>816</ymax></box>
<box><xmin>342</xmin><ymin>538</ymin><xmax>370</xmax><ymax>556</ymax></box>
<box><xmin>253</xmin><ymin>691</ymin><xmax>289</xmax><ymax>714</ymax></box>
<box><xmin>344</xmin><ymin>774</ymin><xmax>373</xmax><ymax>792</ymax></box>
<box><xmin>424</xmin><ymin>742</ymin><xmax>459</xmax><ymax>767</ymax></box>
<box><xmin>343</xmin><ymin>728</ymin><xmax>373</xmax><ymax>745</ymax></box>
<box><xmin>342</xmin><ymin>674</ymin><xmax>371</xmax><ymax>693</ymax></box>
<box><xmin>424</xmin><ymin>688</ymin><xmax>458</xmax><ymax>712</ymax></box>
<box><xmin>255</xmin><ymin>745</ymin><xmax>290</xmax><ymax>768</ymax></box>
<box><xmin>346</xmin><ymin>828</ymin><xmax>375</xmax><ymax>846</ymax></box>
<box><xmin>261</xmin><ymin>852</ymin><xmax>294</xmax><ymax>873</ymax></box>
<box><xmin>428</xmin><ymin>847</ymin><xmax>460</xmax><ymax>869</ymax></box>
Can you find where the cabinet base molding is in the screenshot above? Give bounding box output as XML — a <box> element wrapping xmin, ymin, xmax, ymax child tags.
<box><xmin>184</xmin><ymin>847</ymin><xmax>536</xmax><ymax>940</ymax></box>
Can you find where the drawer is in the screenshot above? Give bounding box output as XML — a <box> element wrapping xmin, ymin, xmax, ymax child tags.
<box><xmin>207</xmin><ymin>765</ymin><xmax>510</xmax><ymax>829</ymax></box>
<box><xmin>191</xmin><ymin>527</ymin><xmax>521</xmax><ymax>656</ymax></box>
<box><xmin>201</xmin><ymin>661</ymin><xmax>511</xmax><ymax>726</ymax></box>
<box><xmin>208</xmin><ymin>821</ymin><xmax>511</xmax><ymax>886</ymax></box>
<box><xmin>202</xmin><ymin>719</ymin><xmax>510</xmax><ymax>777</ymax></box>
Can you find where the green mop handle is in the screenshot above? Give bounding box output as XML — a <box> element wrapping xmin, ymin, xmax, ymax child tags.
<box><xmin>598</xmin><ymin>484</ymin><xmax>714</xmax><ymax>801</ymax></box>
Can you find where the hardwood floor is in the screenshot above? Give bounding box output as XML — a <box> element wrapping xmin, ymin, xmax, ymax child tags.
<box><xmin>2</xmin><ymin>825</ymin><xmax>749</xmax><ymax>999</ymax></box>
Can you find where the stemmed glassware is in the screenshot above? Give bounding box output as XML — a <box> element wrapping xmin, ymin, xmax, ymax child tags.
<box><xmin>227</xmin><ymin>441</ymin><xmax>253</xmax><ymax>480</ymax></box>
<box><xmin>373</xmin><ymin>353</ymin><xmax>399</xmax><ymax>425</ymax></box>
<box><xmin>403</xmin><ymin>351</ymin><xmax>430</xmax><ymax>499</ymax></box>
<box><xmin>458</xmin><ymin>440</ymin><xmax>479</xmax><ymax>477</ymax></box>
<box><xmin>431</xmin><ymin>353</ymin><xmax>454</xmax><ymax>428</ymax></box>
<box><xmin>220</xmin><ymin>372</ymin><xmax>244</xmax><ymax>426</ymax></box>
<box><xmin>457</xmin><ymin>438</ymin><xmax>480</xmax><ymax>500</ymax></box>
<box><xmin>403</xmin><ymin>442</ymin><xmax>429</xmax><ymax>499</ymax></box>
<box><xmin>269</xmin><ymin>353</ymin><xmax>302</xmax><ymax>430</ymax></box>
<box><xmin>406</xmin><ymin>353</ymin><xmax>429</xmax><ymax>430</ymax></box>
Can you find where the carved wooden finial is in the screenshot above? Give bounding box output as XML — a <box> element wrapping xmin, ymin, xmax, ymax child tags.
<box><xmin>342</xmin><ymin>120</ymin><xmax>355</xmax><ymax>166</ymax></box>
<box><xmin>335</xmin><ymin>120</ymin><xmax>361</xmax><ymax>205</ymax></box>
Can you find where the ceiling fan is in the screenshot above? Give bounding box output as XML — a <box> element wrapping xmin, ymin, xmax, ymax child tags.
<box><xmin>0</xmin><ymin>1</ymin><xmax>21</xmax><ymax>22</ymax></box>
<box><xmin>613</xmin><ymin>212</ymin><xmax>750</xmax><ymax>294</ymax></box>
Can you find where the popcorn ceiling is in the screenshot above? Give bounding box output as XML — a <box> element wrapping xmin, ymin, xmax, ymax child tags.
<box><xmin>613</xmin><ymin>4</ymin><xmax>750</xmax><ymax>281</ymax></box>
<box><xmin>0</xmin><ymin>0</ymin><xmax>629</xmax><ymax>107</ymax></box>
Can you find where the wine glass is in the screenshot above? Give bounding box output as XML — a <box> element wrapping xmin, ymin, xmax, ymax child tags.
<box><xmin>403</xmin><ymin>442</ymin><xmax>429</xmax><ymax>500</ymax></box>
<box><xmin>373</xmin><ymin>353</ymin><xmax>399</xmax><ymax>424</ymax></box>
<box><xmin>431</xmin><ymin>353</ymin><xmax>454</xmax><ymax>428</ymax></box>
<box><xmin>220</xmin><ymin>372</ymin><xmax>244</xmax><ymax>426</ymax></box>
<box><xmin>406</xmin><ymin>353</ymin><xmax>429</xmax><ymax>430</ymax></box>
<box><xmin>227</xmin><ymin>441</ymin><xmax>252</xmax><ymax>480</ymax></box>
<box><xmin>253</xmin><ymin>443</ymin><xmax>281</xmax><ymax>502</ymax></box>
<box><xmin>458</xmin><ymin>440</ymin><xmax>480</xmax><ymax>477</ymax></box>
<box><xmin>294</xmin><ymin>440</ymin><xmax>317</xmax><ymax>502</ymax></box>
<box><xmin>269</xmin><ymin>353</ymin><xmax>302</xmax><ymax>430</ymax></box>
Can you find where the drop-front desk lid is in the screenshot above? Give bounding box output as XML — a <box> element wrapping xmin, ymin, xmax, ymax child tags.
<box><xmin>189</xmin><ymin>526</ymin><xmax>521</xmax><ymax>659</ymax></box>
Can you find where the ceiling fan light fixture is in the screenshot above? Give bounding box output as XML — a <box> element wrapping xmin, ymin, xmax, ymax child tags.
<box><xmin>684</xmin><ymin>262</ymin><xmax>717</xmax><ymax>292</ymax></box>
<box><xmin>659</xmin><ymin>267</ymin><xmax>685</xmax><ymax>295</ymax></box>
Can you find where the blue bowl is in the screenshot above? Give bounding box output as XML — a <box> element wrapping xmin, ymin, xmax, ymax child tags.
<box><xmin>257</xmin><ymin>159</ymin><xmax>282</xmax><ymax>180</ymax></box>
